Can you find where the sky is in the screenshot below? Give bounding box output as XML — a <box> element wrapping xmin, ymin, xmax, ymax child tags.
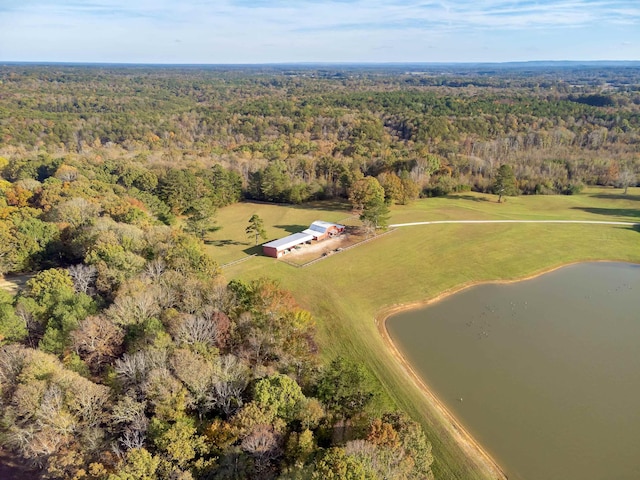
<box><xmin>0</xmin><ymin>0</ymin><xmax>639</xmax><ymax>64</ymax></box>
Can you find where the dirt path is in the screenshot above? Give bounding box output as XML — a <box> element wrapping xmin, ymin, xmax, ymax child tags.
<box><xmin>390</xmin><ymin>219</ymin><xmax>640</xmax><ymax>227</ymax></box>
<box><xmin>0</xmin><ymin>274</ymin><xmax>33</xmax><ymax>294</ymax></box>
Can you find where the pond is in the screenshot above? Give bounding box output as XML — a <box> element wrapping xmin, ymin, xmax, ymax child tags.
<box><xmin>387</xmin><ymin>263</ymin><xmax>640</xmax><ymax>480</ymax></box>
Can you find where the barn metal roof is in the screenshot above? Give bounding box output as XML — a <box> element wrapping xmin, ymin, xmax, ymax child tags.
<box><xmin>311</xmin><ymin>220</ymin><xmax>340</xmax><ymax>231</ymax></box>
<box><xmin>262</xmin><ymin>232</ymin><xmax>314</xmax><ymax>251</ymax></box>
<box><xmin>309</xmin><ymin>220</ymin><xmax>345</xmax><ymax>232</ymax></box>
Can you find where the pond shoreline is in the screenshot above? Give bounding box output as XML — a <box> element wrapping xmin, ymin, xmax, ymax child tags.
<box><xmin>375</xmin><ymin>259</ymin><xmax>639</xmax><ymax>480</ymax></box>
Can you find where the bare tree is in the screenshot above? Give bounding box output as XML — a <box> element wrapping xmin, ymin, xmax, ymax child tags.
<box><xmin>54</xmin><ymin>165</ymin><xmax>79</xmax><ymax>182</ymax></box>
<box><xmin>177</xmin><ymin>315</ymin><xmax>217</xmax><ymax>347</ymax></box>
<box><xmin>156</xmin><ymin>272</ymin><xmax>181</xmax><ymax>309</ymax></box>
<box><xmin>204</xmin><ymin>282</ymin><xmax>236</xmax><ymax>313</ymax></box>
<box><xmin>179</xmin><ymin>278</ymin><xmax>207</xmax><ymax>314</ymax></box>
<box><xmin>107</xmin><ymin>288</ymin><xmax>161</xmax><ymax>326</ymax></box>
<box><xmin>212</xmin><ymin>355</ymin><xmax>250</xmax><ymax>416</ymax></box>
<box><xmin>202</xmin><ymin>308</ymin><xmax>231</xmax><ymax>348</ymax></box>
<box><xmin>111</xmin><ymin>396</ymin><xmax>148</xmax><ymax>431</ymax></box>
<box><xmin>71</xmin><ymin>315</ymin><xmax>124</xmax><ymax>370</ymax></box>
<box><xmin>119</xmin><ymin>429</ymin><xmax>146</xmax><ymax>451</ymax></box>
<box><xmin>15</xmin><ymin>303</ymin><xmax>40</xmax><ymax>347</ymax></box>
<box><xmin>241</xmin><ymin>425</ymin><xmax>282</xmax><ymax>472</ymax></box>
<box><xmin>1</xmin><ymin>349</ymin><xmax>110</xmax><ymax>470</ymax></box>
<box><xmin>0</xmin><ymin>345</ymin><xmax>26</xmax><ymax>387</ymax></box>
<box><xmin>170</xmin><ymin>349</ymin><xmax>216</xmax><ymax>417</ymax></box>
<box><xmin>176</xmin><ymin>310</ymin><xmax>230</xmax><ymax>349</ymax></box>
<box><xmin>346</xmin><ymin>439</ymin><xmax>408</xmax><ymax>480</ymax></box>
<box><xmin>27</xmin><ymin>427</ymin><xmax>65</xmax><ymax>458</ymax></box>
<box><xmin>618</xmin><ymin>169</ymin><xmax>636</xmax><ymax>194</ymax></box>
<box><xmin>37</xmin><ymin>385</ymin><xmax>74</xmax><ymax>435</ymax></box>
<box><xmin>69</xmin><ymin>384</ymin><xmax>110</xmax><ymax>428</ymax></box>
<box><xmin>115</xmin><ymin>350</ymin><xmax>168</xmax><ymax>392</ymax></box>
<box><xmin>143</xmin><ymin>258</ymin><xmax>166</xmax><ymax>281</ymax></box>
<box><xmin>68</xmin><ymin>264</ymin><xmax>97</xmax><ymax>295</ymax></box>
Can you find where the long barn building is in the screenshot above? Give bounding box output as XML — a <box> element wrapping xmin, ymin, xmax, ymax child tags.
<box><xmin>262</xmin><ymin>221</ymin><xmax>345</xmax><ymax>258</ymax></box>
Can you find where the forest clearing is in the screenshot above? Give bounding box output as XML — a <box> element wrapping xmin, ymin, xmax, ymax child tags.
<box><xmin>213</xmin><ymin>187</ymin><xmax>640</xmax><ymax>479</ymax></box>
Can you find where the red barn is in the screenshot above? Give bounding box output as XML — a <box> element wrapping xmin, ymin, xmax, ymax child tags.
<box><xmin>262</xmin><ymin>232</ymin><xmax>314</xmax><ymax>258</ymax></box>
<box><xmin>302</xmin><ymin>221</ymin><xmax>345</xmax><ymax>241</ymax></box>
<box><xmin>262</xmin><ymin>221</ymin><xmax>345</xmax><ymax>258</ymax></box>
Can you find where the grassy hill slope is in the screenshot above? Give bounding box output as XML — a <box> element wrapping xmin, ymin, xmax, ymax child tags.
<box><xmin>207</xmin><ymin>188</ymin><xmax>640</xmax><ymax>479</ymax></box>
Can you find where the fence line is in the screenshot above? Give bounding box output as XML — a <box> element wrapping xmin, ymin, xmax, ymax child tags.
<box><xmin>299</xmin><ymin>228</ymin><xmax>396</xmax><ymax>268</ymax></box>
<box><xmin>221</xmin><ymin>254</ymin><xmax>257</xmax><ymax>268</ymax></box>
<box><xmin>224</xmin><ymin>228</ymin><xmax>395</xmax><ymax>269</ymax></box>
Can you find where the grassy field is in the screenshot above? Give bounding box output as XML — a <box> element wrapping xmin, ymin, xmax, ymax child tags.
<box><xmin>207</xmin><ymin>187</ymin><xmax>640</xmax><ymax>480</ymax></box>
<box><xmin>204</xmin><ymin>200</ymin><xmax>359</xmax><ymax>265</ymax></box>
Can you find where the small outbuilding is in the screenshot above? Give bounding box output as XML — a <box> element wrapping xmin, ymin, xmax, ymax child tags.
<box><xmin>302</xmin><ymin>221</ymin><xmax>345</xmax><ymax>241</ymax></box>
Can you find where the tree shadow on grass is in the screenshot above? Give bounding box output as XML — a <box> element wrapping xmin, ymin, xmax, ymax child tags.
<box><xmin>242</xmin><ymin>245</ymin><xmax>264</xmax><ymax>256</ymax></box>
<box><xmin>274</xmin><ymin>224</ymin><xmax>307</xmax><ymax>234</ymax></box>
<box><xmin>205</xmin><ymin>239</ymin><xmax>249</xmax><ymax>247</ymax></box>
<box><xmin>291</xmin><ymin>200</ymin><xmax>352</xmax><ymax>211</ymax></box>
<box><xmin>444</xmin><ymin>194</ymin><xmax>491</xmax><ymax>202</ymax></box>
<box><xmin>243</xmin><ymin>199</ymin><xmax>351</xmax><ymax>212</ymax></box>
<box><xmin>571</xmin><ymin>207</ymin><xmax>640</xmax><ymax>219</ymax></box>
<box><xmin>589</xmin><ymin>193</ymin><xmax>640</xmax><ymax>202</ymax></box>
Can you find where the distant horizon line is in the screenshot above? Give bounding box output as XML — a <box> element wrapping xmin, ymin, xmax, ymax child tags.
<box><xmin>2</xmin><ymin>60</ymin><xmax>640</xmax><ymax>68</ymax></box>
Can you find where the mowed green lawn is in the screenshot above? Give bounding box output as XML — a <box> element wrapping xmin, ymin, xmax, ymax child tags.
<box><xmin>208</xmin><ymin>187</ymin><xmax>640</xmax><ymax>480</ymax></box>
<box><xmin>204</xmin><ymin>200</ymin><xmax>358</xmax><ymax>265</ymax></box>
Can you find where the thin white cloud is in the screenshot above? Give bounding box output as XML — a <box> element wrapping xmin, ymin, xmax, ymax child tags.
<box><xmin>0</xmin><ymin>0</ymin><xmax>638</xmax><ymax>62</ymax></box>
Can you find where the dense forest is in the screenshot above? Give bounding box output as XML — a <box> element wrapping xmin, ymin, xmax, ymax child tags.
<box><xmin>1</xmin><ymin>64</ymin><xmax>639</xmax><ymax>204</ymax></box>
<box><xmin>0</xmin><ymin>63</ymin><xmax>639</xmax><ymax>479</ymax></box>
<box><xmin>0</xmin><ymin>150</ymin><xmax>433</xmax><ymax>479</ymax></box>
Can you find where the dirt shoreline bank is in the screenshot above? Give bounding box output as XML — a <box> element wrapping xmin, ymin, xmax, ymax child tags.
<box><xmin>375</xmin><ymin>260</ymin><xmax>639</xmax><ymax>480</ymax></box>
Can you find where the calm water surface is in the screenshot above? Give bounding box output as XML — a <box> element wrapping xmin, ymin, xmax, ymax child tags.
<box><xmin>387</xmin><ymin>263</ymin><xmax>640</xmax><ymax>480</ymax></box>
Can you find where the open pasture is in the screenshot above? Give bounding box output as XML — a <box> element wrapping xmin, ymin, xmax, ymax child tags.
<box><xmin>209</xmin><ymin>188</ymin><xmax>640</xmax><ymax>479</ymax></box>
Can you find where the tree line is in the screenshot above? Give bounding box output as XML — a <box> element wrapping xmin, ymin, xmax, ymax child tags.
<box><xmin>1</xmin><ymin>65</ymin><xmax>638</xmax><ymax>204</ymax></box>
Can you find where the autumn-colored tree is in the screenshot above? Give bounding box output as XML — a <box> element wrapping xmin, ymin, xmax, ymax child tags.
<box><xmin>311</xmin><ymin>447</ymin><xmax>377</xmax><ymax>480</ymax></box>
<box><xmin>285</xmin><ymin>429</ymin><xmax>315</xmax><ymax>467</ymax></box>
<box><xmin>398</xmin><ymin>170</ymin><xmax>420</xmax><ymax>205</ymax></box>
<box><xmin>377</xmin><ymin>172</ymin><xmax>403</xmax><ymax>204</ymax></box>
<box><xmin>149</xmin><ymin>417</ymin><xmax>209</xmax><ymax>469</ymax></box>
<box><xmin>71</xmin><ymin>315</ymin><xmax>124</xmax><ymax>371</ymax></box>
<box><xmin>367</xmin><ymin>418</ymin><xmax>400</xmax><ymax>450</ymax></box>
<box><xmin>108</xmin><ymin>448</ymin><xmax>161</xmax><ymax>480</ymax></box>
<box><xmin>349</xmin><ymin>177</ymin><xmax>385</xmax><ymax>211</ymax></box>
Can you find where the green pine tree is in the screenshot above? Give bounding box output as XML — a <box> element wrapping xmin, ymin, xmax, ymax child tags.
<box><xmin>246</xmin><ymin>214</ymin><xmax>267</xmax><ymax>245</ymax></box>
